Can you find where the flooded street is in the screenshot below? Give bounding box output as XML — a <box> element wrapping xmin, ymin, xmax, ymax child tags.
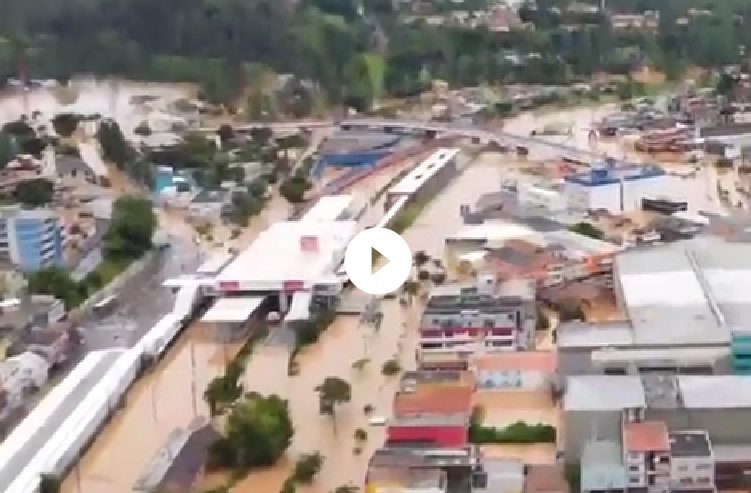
<box><xmin>56</xmin><ymin>100</ymin><xmax>731</xmax><ymax>492</ymax></box>
<box><xmin>62</xmin><ymin>323</ymin><xmax>240</xmax><ymax>493</ymax></box>
<box><xmin>0</xmin><ymin>79</ymin><xmax>194</xmax><ymax>137</ymax></box>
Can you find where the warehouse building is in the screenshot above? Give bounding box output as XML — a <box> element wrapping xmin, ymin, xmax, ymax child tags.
<box><xmin>563</xmin><ymin>163</ymin><xmax>668</xmax><ymax>214</ymax></box>
<box><xmin>563</xmin><ymin>373</ymin><xmax>751</xmax><ymax>462</ymax></box>
<box><xmin>558</xmin><ymin>237</ymin><xmax>751</xmax><ymax>376</ymax></box>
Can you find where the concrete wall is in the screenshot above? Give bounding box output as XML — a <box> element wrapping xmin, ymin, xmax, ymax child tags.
<box><xmin>564</xmin><ymin>409</ymin><xmax>623</xmax><ymax>461</ymax></box>
<box><xmin>649</xmin><ymin>408</ymin><xmax>751</xmax><ymax>444</ymax></box>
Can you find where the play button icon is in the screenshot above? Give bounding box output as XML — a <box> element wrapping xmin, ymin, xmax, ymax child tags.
<box><xmin>344</xmin><ymin>228</ymin><xmax>412</xmax><ymax>295</ymax></box>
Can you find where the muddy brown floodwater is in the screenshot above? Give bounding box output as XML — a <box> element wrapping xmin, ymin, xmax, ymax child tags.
<box><xmin>62</xmin><ymin>323</ymin><xmax>241</xmax><ymax>493</ymax></box>
<box><xmin>61</xmin><ymin>145</ymin><xmax>527</xmax><ymax>493</ymax></box>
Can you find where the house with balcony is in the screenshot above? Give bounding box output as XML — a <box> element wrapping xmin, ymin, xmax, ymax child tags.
<box><xmin>622</xmin><ymin>420</ymin><xmax>671</xmax><ymax>492</ymax></box>
<box><xmin>417</xmin><ymin>277</ymin><xmax>536</xmax><ymax>366</ymax></box>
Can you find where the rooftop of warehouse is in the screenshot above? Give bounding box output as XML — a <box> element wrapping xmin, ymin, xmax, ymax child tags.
<box><xmin>565</xmin><ymin>374</ymin><xmax>751</xmax><ymax>412</ymax></box>
<box><xmin>216</xmin><ymin>220</ymin><xmax>357</xmax><ymax>286</ymax></box>
<box><xmin>616</xmin><ymin>237</ymin><xmax>751</xmax><ymax>344</ymax></box>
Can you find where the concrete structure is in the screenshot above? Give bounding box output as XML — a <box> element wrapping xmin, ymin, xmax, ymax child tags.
<box><xmin>669</xmin><ymin>431</ymin><xmax>715</xmax><ymax>493</ymax></box>
<box><xmin>557</xmin><ymin>237</ymin><xmax>751</xmax><ymax>376</ymax></box>
<box><xmin>187</xmin><ymin>189</ymin><xmax>231</xmax><ymax>219</ymax></box>
<box><xmin>365</xmin><ymin>462</ymin><xmax>447</xmax><ymax>493</ymax></box>
<box><xmin>299</xmin><ymin>194</ymin><xmax>366</xmax><ymax>223</ymax></box>
<box><xmin>133</xmin><ymin>416</ymin><xmax>220</xmax><ymax>492</ymax></box>
<box><xmin>214</xmin><ymin>219</ymin><xmax>356</xmax><ymax>315</ymax></box>
<box><xmin>473</xmin><ymin>351</ymin><xmax>556</xmax><ymax>390</ymax></box>
<box><xmin>318</xmin><ymin>131</ymin><xmax>402</xmax><ymax>169</ymax></box>
<box><xmin>563</xmin><ymin>373</ymin><xmax>751</xmax><ymax>462</ymax></box>
<box><xmin>0</xmin><ymin>205</ymin><xmax>64</xmax><ymax>271</ymax></box>
<box><xmin>389</xmin><ymin>385</ymin><xmax>473</xmax><ymax>448</ymax></box>
<box><xmin>418</xmin><ymin>278</ymin><xmax>536</xmax><ymax>363</ymax></box>
<box><xmin>517</xmin><ymin>184</ymin><xmax>566</xmax><ymax>212</ymax></box>
<box><xmin>580</xmin><ymin>440</ymin><xmax>628</xmax><ymax>493</ymax></box>
<box><xmin>386</xmin><ymin>148</ymin><xmax>461</xmax><ymax>210</ymax></box>
<box><xmin>445</xmin><ymin>221</ymin><xmax>619</xmax><ymax>289</ymax></box>
<box><xmin>563</xmin><ymin>164</ymin><xmax>668</xmax><ymax>214</ymax></box>
<box><xmin>0</xmin><ymin>349</ymin><xmax>123</xmax><ymax>493</ymax></box>
<box><xmin>622</xmin><ymin>420</ymin><xmax>671</xmax><ymax>491</ymax></box>
<box><xmin>0</xmin><ymin>352</ymin><xmax>48</xmax><ymax>408</ymax></box>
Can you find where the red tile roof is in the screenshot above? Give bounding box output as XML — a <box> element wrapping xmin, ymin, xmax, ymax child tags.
<box><xmin>624</xmin><ymin>421</ymin><xmax>670</xmax><ymax>452</ymax></box>
<box><xmin>393</xmin><ymin>386</ymin><xmax>473</xmax><ymax>417</ymax></box>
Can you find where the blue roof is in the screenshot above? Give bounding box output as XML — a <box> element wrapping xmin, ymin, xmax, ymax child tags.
<box><xmin>564</xmin><ymin>164</ymin><xmax>665</xmax><ymax>187</ymax></box>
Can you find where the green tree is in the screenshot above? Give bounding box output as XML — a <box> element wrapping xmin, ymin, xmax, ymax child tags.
<box><xmin>316</xmin><ymin>377</ymin><xmax>351</xmax><ymax>434</ymax></box>
<box><xmin>292</xmin><ymin>452</ymin><xmax>324</xmax><ymax>484</ymax></box>
<box><xmin>38</xmin><ymin>474</ymin><xmax>61</xmax><ymax>493</ymax></box>
<box><xmin>208</xmin><ymin>393</ymin><xmax>294</xmax><ymax>469</ymax></box>
<box><xmin>51</xmin><ymin>113</ymin><xmax>80</xmax><ymax>138</ymax></box>
<box><xmin>0</xmin><ymin>131</ymin><xmax>17</xmax><ymax>167</ymax></box>
<box><xmin>568</xmin><ymin>222</ymin><xmax>604</xmax><ymax>240</ymax></box>
<box><xmin>96</xmin><ymin>120</ymin><xmax>134</xmax><ymax>167</ymax></box>
<box><xmin>14</xmin><ymin>178</ymin><xmax>54</xmax><ymax>206</ymax></box>
<box><xmin>103</xmin><ymin>196</ymin><xmax>157</xmax><ymax>260</ymax></box>
<box><xmin>27</xmin><ymin>266</ymin><xmax>82</xmax><ymax>308</ymax></box>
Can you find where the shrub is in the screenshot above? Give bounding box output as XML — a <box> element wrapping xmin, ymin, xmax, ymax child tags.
<box><xmin>292</xmin><ymin>452</ymin><xmax>324</xmax><ymax>484</ymax></box>
<box><xmin>354</xmin><ymin>428</ymin><xmax>368</xmax><ymax>441</ymax></box>
<box><xmin>469</xmin><ymin>421</ymin><xmax>556</xmax><ymax>444</ymax></box>
<box><xmin>381</xmin><ymin>359</ymin><xmax>401</xmax><ymax>376</ymax></box>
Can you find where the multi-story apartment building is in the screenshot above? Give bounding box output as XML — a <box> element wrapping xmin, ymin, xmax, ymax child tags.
<box><xmin>418</xmin><ymin>277</ymin><xmax>536</xmax><ymax>360</ymax></box>
<box><xmin>622</xmin><ymin>420</ymin><xmax>671</xmax><ymax>493</ymax></box>
<box><xmin>0</xmin><ymin>205</ymin><xmax>64</xmax><ymax>271</ymax></box>
<box><xmin>669</xmin><ymin>431</ymin><xmax>715</xmax><ymax>493</ymax></box>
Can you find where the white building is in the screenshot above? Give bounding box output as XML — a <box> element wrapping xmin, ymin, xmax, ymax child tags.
<box><xmin>563</xmin><ymin>164</ymin><xmax>668</xmax><ymax>214</ymax></box>
<box><xmin>0</xmin><ymin>351</ymin><xmax>49</xmax><ymax>407</ymax></box>
<box><xmin>517</xmin><ymin>183</ymin><xmax>565</xmax><ymax>212</ymax></box>
<box><xmin>669</xmin><ymin>431</ymin><xmax>715</xmax><ymax>491</ymax></box>
<box><xmin>473</xmin><ymin>351</ymin><xmax>556</xmax><ymax>390</ymax></box>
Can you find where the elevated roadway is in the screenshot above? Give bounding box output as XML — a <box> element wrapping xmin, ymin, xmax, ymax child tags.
<box><xmin>199</xmin><ymin>117</ymin><xmax>640</xmax><ymax>168</ymax></box>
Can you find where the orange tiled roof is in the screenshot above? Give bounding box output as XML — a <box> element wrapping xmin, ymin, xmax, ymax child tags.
<box><xmin>624</xmin><ymin>421</ymin><xmax>670</xmax><ymax>452</ymax></box>
<box><xmin>393</xmin><ymin>385</ymin><xmax>473</xmax><ymax>417</ymax></box>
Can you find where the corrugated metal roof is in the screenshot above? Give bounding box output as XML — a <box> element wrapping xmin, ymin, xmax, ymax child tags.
<box><xmin>564</xmin><ymin>375</ymin><xmax>645</xmax><ymax>411</ymax></box>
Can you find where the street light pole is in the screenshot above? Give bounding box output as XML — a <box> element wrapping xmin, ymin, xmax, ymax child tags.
<box><xmin>190</xmin><ymin>339</ymin><xmax>198</xmax><ymax>419</ymax></box>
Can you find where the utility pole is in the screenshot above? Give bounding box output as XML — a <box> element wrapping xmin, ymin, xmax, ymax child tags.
<box><xmin>190</xmin><ymin>339</ymin><xmax>198</xmax><ymax>418</ymax></box>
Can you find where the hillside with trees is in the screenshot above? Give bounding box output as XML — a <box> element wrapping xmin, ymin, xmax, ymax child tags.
<box><xmin>0</xmin><ymin>0</ymin><xmax>749</xmax><ymax>109</ymax></box>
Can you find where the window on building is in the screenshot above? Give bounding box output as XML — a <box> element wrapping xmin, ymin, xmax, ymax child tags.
<box><xmin>483</xmin><ymin>319</ymin><xmax>494</xmax><ymax>328</ymax></box>
<box><xmin>629</xmin><ymin>466</ymin><xmax>640</xmax><ymax>472</ymax></box>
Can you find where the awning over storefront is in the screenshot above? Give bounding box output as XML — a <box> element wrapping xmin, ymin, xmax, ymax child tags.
<box><xmin>201</xmin><ymin>297</ymin><xmax>265</xmax><ymax>323</ymax></box>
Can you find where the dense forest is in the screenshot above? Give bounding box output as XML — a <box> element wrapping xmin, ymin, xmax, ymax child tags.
<box><xmin>0</xmin><ymin>0</ymin><xmax>750</xmax><ymax>108</ymax></box>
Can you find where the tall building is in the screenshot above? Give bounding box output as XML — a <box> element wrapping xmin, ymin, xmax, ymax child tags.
<box><xmin>0</xmin><ymin>205</ymin><xmax>63</xmax><ymax>271</ymax></box>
